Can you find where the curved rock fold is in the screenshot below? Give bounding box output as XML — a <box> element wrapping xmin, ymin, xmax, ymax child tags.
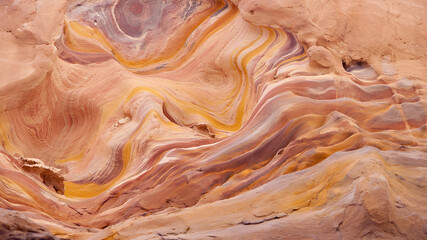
<box><xmin>0</xmin><ymin>0</ymin><xmax>426</xmax><ymax>239</ymax></box>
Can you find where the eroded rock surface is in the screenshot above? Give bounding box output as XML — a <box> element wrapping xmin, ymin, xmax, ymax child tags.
<box><xmin>0</xmin><ymin>0</ymin><xmax>426</xmax><ymax>239</ymax></box>
<box><xmin>0</xmin><ymin>209</ymin><xmax>63</xmax><ymax>240</ymax></box>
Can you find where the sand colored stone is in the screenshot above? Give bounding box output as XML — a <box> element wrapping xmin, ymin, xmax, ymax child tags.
<box><xmin>0</xmin><ymin>0</ymin><xmax>426</xmax><ymax>239</ymax></box>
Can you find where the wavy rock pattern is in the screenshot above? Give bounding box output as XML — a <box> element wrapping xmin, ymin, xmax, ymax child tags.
<box><xmin>0</xmin><ymin>0</ymin><xmax>426</xmax><ymax>239</ymax></box>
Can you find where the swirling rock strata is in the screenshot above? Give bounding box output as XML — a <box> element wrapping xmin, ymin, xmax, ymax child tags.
<box><xmin>0</xmin><ymin>0</ymin><xmax>426</xmax><ymax>239</ymax></box>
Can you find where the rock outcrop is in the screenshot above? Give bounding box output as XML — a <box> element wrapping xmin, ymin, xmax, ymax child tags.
<box><xmin>0</xmin><ymin>0</ymin><xmax>426</xmax><ymax>239</ymax></box>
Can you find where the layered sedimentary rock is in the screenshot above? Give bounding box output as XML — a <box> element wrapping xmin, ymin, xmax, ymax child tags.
<box><xmin>0</xmin><ymin>0</ymin><xmax>426</xmax><ymax>239</ymax></box>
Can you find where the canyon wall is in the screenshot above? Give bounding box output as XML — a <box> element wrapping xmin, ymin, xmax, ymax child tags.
<box><xmin>0</xmin><ymin>0</ymin><xmax>426</xmax><ymax>239</ymax></box>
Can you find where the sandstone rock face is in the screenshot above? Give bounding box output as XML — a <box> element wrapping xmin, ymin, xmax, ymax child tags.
<box><xmin>0</xmin><ymin>209</ymin><xmax>63</xmax><ymax>240</ymax></box>
<box><xmin>0</xmin><ymin>0</ymin><xmax>426</xmax><ymax>239</ymax></box>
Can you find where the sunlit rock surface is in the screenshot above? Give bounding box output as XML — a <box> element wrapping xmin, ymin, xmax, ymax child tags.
<box><xmin>0</xmin><ymin>0</ymin><xmax>426</xmax><ymax>239</ymax></box>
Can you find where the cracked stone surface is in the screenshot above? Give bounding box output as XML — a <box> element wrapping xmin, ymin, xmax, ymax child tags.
<box><xmin>0</xmin><ymin>0</ymin><xmax>426</xmax><ymax>239</ymax></box>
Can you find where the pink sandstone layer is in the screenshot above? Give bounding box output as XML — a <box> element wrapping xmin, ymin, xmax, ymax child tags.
<box><xmin>0</xmin><ymin>0</ymin><xmax>426</xmax><ymax>239</ymax></box>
